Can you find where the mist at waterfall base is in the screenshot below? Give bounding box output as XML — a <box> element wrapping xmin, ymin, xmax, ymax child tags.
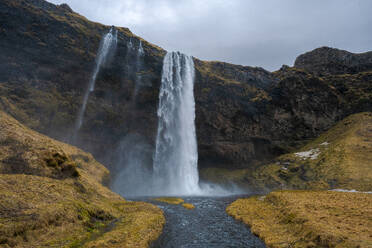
<box><xmin>71</xmin><ymin>27</ymin><xmax>117</xmax><ymax>143</ymax></box>
<box><xmin>112</xmin><ymin>52</ymin><xmax>243</xmax><ymax>197</ymax></box>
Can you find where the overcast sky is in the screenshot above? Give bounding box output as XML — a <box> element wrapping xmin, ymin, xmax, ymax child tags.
<box><xmin>48</xmin><ymin>0</ymin><xmax>371</xmax><ymax>71</ymax></box>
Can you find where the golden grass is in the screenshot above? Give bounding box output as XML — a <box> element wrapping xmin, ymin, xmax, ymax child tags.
<box><xmin>0</xmin><ymin>111</ymin><xmax>165</xmax><ymax>247</ymax></box>
<box><xmin>202</xmin><ymin>112</ymin><xmax>372</xmax><ymax>192</ymax></box>
<box><xmin>153</xmin><ymin>197</ymin><xmax>185</xmax><ymax>205</ymax></box>
<box><xmin>83</xmin><ymin>202</ymin><xmax>165</xmax><ymax>248</ymax></box>
<box><xmin>182</xmin><ymin>203</ymin><xmax>195</xmax><ymax>210</ymax></box>
<box><xmin>256</xmin><ymin>112</ymin><xmax>372</xmax><ymax>191</ymax></box>
<box><xmin>153</xmin><ymin>197</ymin><xmax>195</xmax><ymax>209</ymax></box>
<box><xmin>227</xmin><ymin>190</ymin><xmax>372</xmax><ymax>248</ymax></box>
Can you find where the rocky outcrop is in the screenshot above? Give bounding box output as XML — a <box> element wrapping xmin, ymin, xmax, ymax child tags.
<box><xmin>294</xmin><ymin>46</ymin><xmax>372</xmax><ymax>76</ymax></box>
<box><xmin>0</xmin><ymin>0</ymin><xmax>371</xmax><ymax>174</ymax></box>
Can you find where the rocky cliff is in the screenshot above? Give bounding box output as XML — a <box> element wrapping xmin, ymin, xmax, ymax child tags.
<box><xmin>0</xmin><ymin>0</ymin><xmax>371</xmax><ymax>175</ymax></box>
<box><xmin>295</xmin><ymin>46</ymin><xmax>372</xmax><ymax>76</ymax></box>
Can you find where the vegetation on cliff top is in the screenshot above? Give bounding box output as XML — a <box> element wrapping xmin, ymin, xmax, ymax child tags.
<box><xmin>227</xmin><ymin>190</ymin><xmax>372</xmax><ymax>248</ymax></box>
<box><xmin>0</xmin><ymin>111</ymin><xmax>165</xmax><ymax>247</ymax></box>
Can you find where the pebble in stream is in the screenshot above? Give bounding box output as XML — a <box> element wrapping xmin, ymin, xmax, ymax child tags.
<box><xmin>141</xmin><ymin>196</ymin><xmax>266</xmax><ymax>248</ymax></box>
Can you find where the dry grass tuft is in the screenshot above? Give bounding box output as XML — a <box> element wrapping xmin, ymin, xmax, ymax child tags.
<box><xmin>153</xmin><ymin>197</ymin><xmax>185</xmax><ymax>205</ymax></box>
<box><xmin>227</xmin><ymin>190</ymin><xmax>372</xmax><ymax>248</ymax></box>
<box><xmin>153</xmin><ymin>197</ymin><xmax>196</xmax><ymax>210</ymax></box>
<box><xmin>182</xmin><ymin>203</ymin><xmax>195</xmax><ymax>210</ymax></box>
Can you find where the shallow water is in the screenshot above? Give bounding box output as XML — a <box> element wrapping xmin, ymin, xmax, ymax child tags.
<box><xmin>133</xmin><ymin>196</ymin><xmax>266</xmax><ymax>248</ymax></box>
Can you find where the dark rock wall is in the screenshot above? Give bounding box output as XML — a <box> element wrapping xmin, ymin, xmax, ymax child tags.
<box><xmin>0</xmin><ymin>0</ymin><xmax>164</xmax><ymax>167</ymax></box>
<box><xmin>0</xmin><ymin>0</ymin><xmax>371</xmax><ymax>172</ymax></box>
<box><xmin>295</xmin><ymin>46</ymin><xmax>372</xmax><ymax>76</ymax></box>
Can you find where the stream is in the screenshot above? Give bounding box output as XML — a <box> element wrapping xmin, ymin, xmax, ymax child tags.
<box><xmin>133</xmin><ymin>196</ymin><xmax>266</xmax><ymax>248</ymax></box>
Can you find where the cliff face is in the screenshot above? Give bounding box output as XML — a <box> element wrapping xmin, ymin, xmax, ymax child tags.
<box><xmin>1</xmin><ymin>0</ymin><xmax>371</xmax><ymax>173</ymax></box>
<box><xmin>0</xmin><ymin>0</ymin><xmax>164</xmax><ymax>168</ymax></box>
<box><xmin>295</xmin><ymin>46</ymin><xmax>372</xmax><ymax>76</ymax></box>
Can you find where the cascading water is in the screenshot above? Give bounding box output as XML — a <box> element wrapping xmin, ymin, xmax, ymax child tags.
<box><xmin>111</xmin><ymin>51</ymin><xmax>238</xmax><ymax>196</ymax></box>
<box><xmin>72</xmin><ymin>27</ymin><xmax>117</xmax><ymax>141</ymax></box>
<box><xmin>134</xmin><ymin>40</ymin><xmax>145</xmax><ymax>96</ymax></box>
<box><xmin>153</xmin><ymin>52</ymin><xmax>200</xmax><ymax>195</ymax></box>
<box><xmin>138</xmin><ymin>40</ymin><xmax>144</xmax><ymax>55</ymax></box>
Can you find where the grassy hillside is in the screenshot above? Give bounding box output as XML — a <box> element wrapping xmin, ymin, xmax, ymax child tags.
<box><xmin>254</xmin><ymin>112</ymin><xmax>372</xmax><ymax>191</ymax></box>
<box><xmin>201</xmin><ymin>112</ymin><xmax>372</xmax><ymax>192</ymax></box>
<box><xmin>227</xmin><ymin>190</ymin><xmax>372</xmax><ymax>248</ymax></box>
<box><xmin>0</xmin><ymin>111</ymin><xmax>164</xmax><ymax>247</ymax></box>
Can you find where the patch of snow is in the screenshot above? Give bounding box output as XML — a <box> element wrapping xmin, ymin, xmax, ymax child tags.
<box><xmin>281</xmin><ymin>167</ymin><xmax>288</xmax><ymax>170</ymax></box>
<box><xmin>320</xmin><ymin>142</ymin><xmax>330</xmax><ymax>146</ymax></box>
<box><xmin>295</xmin><ymin>148</ymin><xmax>320</xmax><ymax>160</ymax></box>
<box><xmin>331</xmin><ymin>189</ymin><xmax>372</xmax><ymax>194</ymax></box>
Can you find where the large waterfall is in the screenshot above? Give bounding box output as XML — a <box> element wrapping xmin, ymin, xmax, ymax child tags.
<box><xmin>153</xmin><ymin>52</ymin><xmax>200</xmax><ymax>195</ymax></box>
<box><xmin>72</xmin><ymin>27</ymin><xmax>117</xmax><ymax>141</ymax></box>
<box><xmin>111</xmin><ymin>51</ymin><xmax>235</xmax><ymax>196</ymax></box>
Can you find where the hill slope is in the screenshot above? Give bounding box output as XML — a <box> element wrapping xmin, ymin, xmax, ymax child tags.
<box><xmin>0</xmin><ymin>111</ymin><xmax>164</xmax><ymax>247</ymax></box>
<box><xmin>253</xmin><ymin>112</ymin><xmax>372</xmax><ymax>191</ymax></box>
<box><xmin>227</xmin><ymin>190</ymin><xmax>372</xmax><ymax>248</ymax></box>
<box><xmin>202</xmin><ymin>112</ymin><xmax>372</xmax><ymax>192</ymax></box>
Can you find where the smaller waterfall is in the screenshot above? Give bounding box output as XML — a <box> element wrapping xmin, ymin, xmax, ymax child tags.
<box><xmin>72</xmin><ymin>27</ymin><xmax>117</xmax><ymax>141</ymax></box>
<box><xmin>134</xmin><ymin>40</ymin><xmax>145</xmax><ymax>96</ymax></box>
<box><xmin>125</xmin><ymin>38</ymin><xmax>145</xmax><ymax>98</ymax></box>
<box><xmin>127</xmin><ymin>38</ymin><xmax>133</xmax><ymax>50</ymax></box>
<box><xmin>138</xmin><ymin>40</ymin><xmax>144</xmax><ymax>56</ymax></box>
<box><xmin>89</xmin><ymin>28</ymin><xmax>117</xmax><ymax>92</ymax></box>
<box><xmin>153</xmin><ymin>52</ymin><xmax>200</xmax><ymax>195</ymax></box>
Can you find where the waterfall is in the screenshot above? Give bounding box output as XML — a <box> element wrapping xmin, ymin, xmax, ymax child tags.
<box><xmin>138</xmin><ymin>40</ymin><xmax>144</xmax><ymax>55</ymax></box>
<box><xmin>134</xmin><ymin>40</ymin><xmax>145</xmax><ymax>96</ymax></box>
<box><xmin>153</xmin><ymin>52</ymin><xmax>200</xmax><ymax>195</ymax></box>
<box><xmin>111</xmin><ymin>51</ymin><xmax>237</xmax><ymax>196</ymax></box>
<box><xmin>72</xmin><ymin>27</ymin><xmax>117</xmax><ymax>141</ymax></box>
<box><xmin>127</xmin><ymin>38</ymin><xmax>133</xmax><ymax>50</ymax></box>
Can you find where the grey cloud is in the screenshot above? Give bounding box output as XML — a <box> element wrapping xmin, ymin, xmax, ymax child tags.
<box><xmin>48</xmin><ymin>0</ymin><xmax>372</xmax><ymax>71</ymax></box>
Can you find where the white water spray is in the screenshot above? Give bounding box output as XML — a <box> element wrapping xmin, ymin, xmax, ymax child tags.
<box><xmin>73</xmin><ymin>27</ymin><xmax>117</xmax><ymax>140</ymax></box>
<box><xmin>112</xmin><ymin>51</ymin><xmax>241</xmax><ymax>197</ymax></box>
<box><xmin>153</xmin><ymin>52</ymin><xmax>200</xmax><ymax>195</ymax></box>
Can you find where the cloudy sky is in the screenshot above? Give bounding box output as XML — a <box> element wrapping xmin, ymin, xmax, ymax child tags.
<box><xmin>48</xmin><ymin>0</ymin><xmax>371</xmax><ymax>71</ymax></box>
